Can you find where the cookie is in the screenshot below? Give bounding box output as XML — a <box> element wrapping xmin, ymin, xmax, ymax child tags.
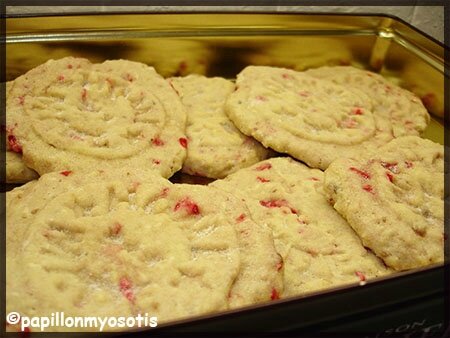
<box><xmin>225</xmin><ymin>65</ymin><xmax>429</xmax><ymax>170</ymax></box>
<box><xmin>324</xmin><ymin>136</ymin><xmax>444</xmax><ymax>271</ymax></box>
<box><xmin>168</xmin><ymin>75</ymin><xmax>270</xmax><ymax>179</ymax></box>
<box><xmin>7</xmin><ymin>168</ymin><xmax>281</xmax><ymax>331</ymax></box>
<box><xmin>211</xmin><ymin>157</ymin><xmax>391</xmax><ymax>298</ymax></box>
<box><xmin>6</xmin><ymin>57</ymin><xmax>187</xmax><ymax>178</ymax></box>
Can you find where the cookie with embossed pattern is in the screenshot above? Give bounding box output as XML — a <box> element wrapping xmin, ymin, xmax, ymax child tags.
<box><xmin>225</xmin><ymin>66</ymin><xmax>429</xmax><ymax>170</ymax></box>
<box><xmin>212</xmin><ymin>157</ymin><xmax>391</xmax><ymax>298</ymax></box>
<box><xmin>324</xmin><ymin>136</ymin><xmax>444</xmax><ymax>271</ymax></box>
<box><xmin>7</xmin><ymin>57</ymin><xmax>187</xmax><ymax>178</ymax></box>
<box><xmin>7</xmin><ymin>168</ymin><xmax>282</xmax><ymax>331</ymax></box>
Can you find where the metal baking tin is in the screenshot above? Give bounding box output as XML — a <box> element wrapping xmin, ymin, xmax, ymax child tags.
<box><xmin>5</xmin><ymin>12</ymin><xmax>447</xmax><ymax>335</ymax></box>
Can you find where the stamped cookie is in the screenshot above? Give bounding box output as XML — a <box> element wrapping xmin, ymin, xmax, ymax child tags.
<box><xmin>212</xmin><ymin>157</ymin><xmax>391</xmax><ymax>298</ymax></box>
<box><xmin>168</xmin><ymin>75</ymin><xmax>270</xmax><ymax>179</ymax></box>
<box><xmin>7</xmin><ymin>168</ymin><xmax>281</xmax><ymax>331</ymax></box>
<box><xmin>324</xmin><ymin>136</ymin><xmax>444</xmax><ymax>271</ymax></box>
<box><xmin>7</xmin><ymin>57</ymin><xmax>187</xmax><ymax>178</ymax></box>
<box><xmin>225</xmin><ymin>66</ymin><xmax>429</xmax><ymax>170</ymax></box>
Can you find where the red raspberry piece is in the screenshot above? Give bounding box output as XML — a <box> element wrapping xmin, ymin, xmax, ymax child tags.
<box><xmin>362</xmin><ymin>184</ymin><xmax>374</xmax><ymax>194</ymax></box>
<box><xmin>179</xmin><ymin>137</ymin><xmax>188</xmax><ymax>148</ymax></box>
<box><xmin>351</xmin><ymin>107</ymin><xmax>364</xmax><ymax>115</ymax></box>
<box><xmin>271</xmin><ymin>288</ymin><xmax>280</xmax><ymax>300</ymax></box>
<box><xmin>350</xmin><ymin>167</ymin><xmax>371</xmax><ymax>180</ymax></box>
<box><xmin>119</xmin><ymin>277</ymin><xmax>135</xmax><ymax>303</ymax></box>
<box><xmin>257</xmin><ymin>176</ymin><xmax>270</xmax><ymax>183</ymax></box>
<box><xmin>255</xmin><ymin>163</ymin><xmax>272</xmax><ymax>171</ymax></box>
<box><xmin>151</xmin><ymin>136</ymin><xmax>164</xmax><ymax>146</ymax></box>
<box><xmin>381</xmin><ymin>161</ymin><xmax>398</xmax><ymax>173</ymax></box>
<box><xmin>386</xmin><ymin>172</ymin><xmax>394</xmax><ymax>183</ymax></box>
<box><xmin>259</xmin><ymin>199</ymin><xmax>298</xmax><ymax>215</ymax></box>
<box><xmin>60</xmin><ymin>170</ymin><xmax>72</xmax><ymax>176</ymax></box>
<box><xmin>236</xmin><ymin>214</ymin><xmax>246</xmax><ymax>223</ymax></box>
<box><xmin>355</xmin><ymin>271</ymin><xmax>366</xmax><ymax>282</ymax></box>
<box><xmin>8</xmin><ymin>134</ymin><xmax>23</xmax><ymax>153</ymax></box>
<box><xmin>174</xmin><ymin>197</ymin><xmax>200</xmax><ymax>215</ymax></box>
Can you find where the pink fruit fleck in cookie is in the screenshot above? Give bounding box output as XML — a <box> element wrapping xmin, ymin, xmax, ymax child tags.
<box><xmin>119</xmin><ymin>277</ymin><xmax>135</xmax><ymax>303</ymax></box>
<box><xmin>381</xmin><ymin>161</ymin><xmax>398</xmax><ymax>173</ymax></box>
<box><xmin>257</xmin><ymin>176</ymin><xmax>270</xmax><ymax>183</ymax></box>
<box><xmin>255</xmin><ymin>163</ymin><xmax>272</xmax><ymax>171</ymax></box>
<box><xmin>351</xmin><ymin>107</ymin><xmax>364</xmax><ymax>115</ymax></box>
<box><xmin>270</xmin><ymin>288</ymin><xmax>280</xmax><ymax>300</ymax></box>
<box><xmin>7</xmin><ymin>134</ymin><xmax>22</xmax><ymax>154</ymax></box>
<box><xmin>174</xmin><ymin>197</ymin><xmax>200</xmax><ymax>215</ymax></box>
<box><xmin>179</xmin><ymin>137</ymin><xmax>188</xmax><ymax>148</ymax></box>
<box><xmin>151</xmin><ymin>137</ymin><xmax>165</xmax><ymax>146</ymax></box>
<box><xmin>60</xmin><ymin>170</ymin><xmax>72</xmax><ymax>176</ymax></box>
<box><xmin>236</xmin><ymin>213</ymin><xmax>246</xmax><ymax>223</ymax></box>
<box><xmin>355</xmin><ymin>271</ymin><xmax>366</xmax><ymax>282</ymax></box>
<box><xmin>362</xmin><ymin>184</ymin><xmax>374</xmax><ymax>194</ymax></box>
<box><xmin>350</xmin><ymin>167</ymin><xmax>371</xmax><ymax>180</ymax></box>
<box><xmin>259</xmin><ymin>199</ymin><xmax>298</xmax><ymax>215</ymax></box>
<box><xmin>386</xmin><ymin>172</ymin><xmax>394</xmax><ymax>183</ymax></box>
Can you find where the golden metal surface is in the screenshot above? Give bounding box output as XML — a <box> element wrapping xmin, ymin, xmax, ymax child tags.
<box><xmin>6</xmin><ymin>13</ymin><xmax>445</xmax><ymax>133</ymax></box>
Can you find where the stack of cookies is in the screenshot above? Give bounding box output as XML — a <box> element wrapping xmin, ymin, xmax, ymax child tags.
<box><xmin>5</xmin><ymin>58</ymin><xmax>444</xmax><ymax>332</ymax></box>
